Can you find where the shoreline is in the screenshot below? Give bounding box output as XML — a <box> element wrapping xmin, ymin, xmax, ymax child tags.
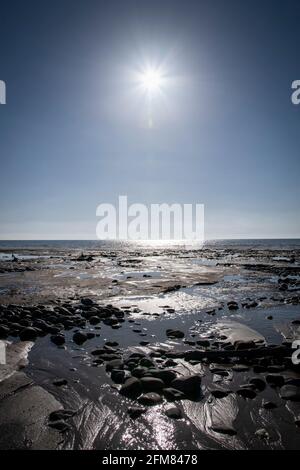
<box><xmin>0</xmin><ymin>242</ymin><xmax>300</xmax><ymax>449</ymax></box>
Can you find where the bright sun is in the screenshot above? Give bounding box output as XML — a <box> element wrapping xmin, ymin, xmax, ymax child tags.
<box><xmin>140</xmin><ymin>68</ymin><xmax>163</xmax><ymax>92</ymax></box>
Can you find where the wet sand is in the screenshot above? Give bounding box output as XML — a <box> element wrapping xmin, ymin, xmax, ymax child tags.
<box><xmin>0</xmin><ymin>241</ymin><xmax>300</xmax><ymax>449</ymax></box>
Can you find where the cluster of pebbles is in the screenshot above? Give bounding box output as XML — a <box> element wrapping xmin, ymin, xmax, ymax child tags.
<box><xmin>1</xmin><ymin>296</ymin><xmax>300</xmax><ymax>437</ymax></box>
<box><xmin>0</xmin><ymin>298</ymin><xmax>126</xmax><ymax>344</ymax></box>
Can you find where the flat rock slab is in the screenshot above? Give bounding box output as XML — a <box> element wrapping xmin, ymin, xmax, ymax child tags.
<box><xmin>0</xmin><ymin>372</ymin><xmax>64</xmax><ymax>450</ymax></box>
<box><xmin>216</xmin><ymin>321</ymin><xmax>265</xmax><ymax>347</ymax></box>
<box><xmin>0</xmin><ymin>341</ymin><xmax>33</xmax><ymax>383</ymax></box>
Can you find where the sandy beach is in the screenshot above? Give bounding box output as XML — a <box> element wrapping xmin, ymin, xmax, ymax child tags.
<box><xmin>0</xmin><ymin>240</ymin><xmax>299</xmax><ymax>450</ymax></box>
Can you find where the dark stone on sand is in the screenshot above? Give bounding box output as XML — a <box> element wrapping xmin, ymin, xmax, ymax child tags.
<box><xmin>127</xmin><ymin>406</ymin><xmax>146</xmax><ymax>419</ymax></box>
<box><xmin>19</xmin><ymin>327</ymin><xmax>37</xmax><ymax>341</ymax></box>
<box><xmin>111</xmin><ymin>370</ymin><xmax>126</xmax><ymax>384</ymax></box>
<box><xmin>166</xmin><ymin>329</ymin><xmax>185</xmax><ymax>339</ymax></box>
<box><xmin>73</xmin><ymin>331</ymin><xmax>88</xmax><ymax>345</ymax></box>
<box><xmin>120</xmin><ymin>377</ymin><xmax>142</xmax><ymax>398</ymax></box>
<box><xmin>285</xmin><ymin>378</ymin><xmax>300</xmax><ymax>387</ymax></box>
<box><xmin>86</xmin><ymin>332</ymin><xmax>96</xmax><ymax>339</ymax></box>
<box><xmin>53</xmin><ymin>379</ymin><xmax>68</xmax><ymax>387</ymax></box>
<box><xmin>209</xmin><ymin>365</ymin><xmax>229</xmax><ymax>375</ymax></box>
<box><xmin>48</xmin><ymin>409</ymin><xmax>75</xmax><ymax>421</ymax></box>
<box><xmin>146</xmin><ymin>369</ymin><xmax>177</xmax><ymax>385</ymax></box>
<box><xmin>237</xmin><ymin>388</ymin><xmax>257</xmax><ymax>399</ymax></box>
<box><xmin>170</xmin><ymin>375</ymin><xmax>202</xmax><ymax>395</ymax></box>
<box><xmin>131</xmin><ymin>366</ymin><xmax>149</xmax><ymax>378</ymax></box>
<box><xmin>140</xmin><ymin>377</ymin><xmax>164</xmax><ymax>392</ymax></box>
<box><xmin>48</xmin><ymin>420</ymin><xmax>71</xmax><ymax>432</ymax></box>
<box><xmin>163</xmin><ymin>285</ymin><xmax>181</xmax><ymax>293</ymax></box>
<box><xmin>138</xmin><ymin>392</ymin><xmax>163</xmax><ymax>406</ymax></box>
<box><xmin>139</xmin><ymin>357</ymin><xmax>155</xmax><ymax>368</ymax></box>
<box><xmin>211</xmin><ymin>425</ymin><xmax>237</xmax><ymax>436</ymax></box>
<box><xmin>235</xmin><ymin>340</ymin><xmax>257</xmax><ymax>350</ymax></box>
<box><xmin>262</xmin><ymin>400</ymin><xmax>277</xmax><ymax>410</ymax></box>
<box><xmin>106</xmin><ymin>359</ymin><xmax>124</xmax><ymax>372</ymax></box>
<box><xmin>210</xmin><ymin>389</ymin><xmax>231</xmax><ymax>399</ymax></box>
<box><xmin>0</xmin><ymin>325</ymin><xmax>9</xmax><ymax>339</ymax></box>
<box><xmin>249</xmin><ymin>377</ymin><xmax>266</xmax><ymax>392</ymax></box>
<box><xmin>105</xmin><ymin>341</ymin><xmax>119</xmax><ymax>347</ymax></box>
<box><xmin>89</xmin><ymin>316</ymin><xmax>100</xmax><ymax>325</ymax></box>
<box><xmin>266</xmin><ymin>374</ymin><xmax>285</xmax><ymax>387</ymax></box>
<box><xmin>80</xmin><ymin>297</ymin><xmax>94</xmax><ymax>305</ymax></box>
<box><xmin>227</xmin><ymin>301</ymin><xmax>239</xmax><ymax>310</ymax></box>
<box><xmin>93</xmin><ymin>358</ymin><xmax>104</xmax><ymax>365</ymax></box>
<box><xmin>163</xmin><ymin>387</ymin><xmax>185</xmax><ymax>401</ymax></box>
<box><xmin>165</xmin><ymin>406</ymin><xmax>182</xmax><ymax>419</ymax></box>
<box><xmin>164</xmin><ymin>359</ymin><xmax>177</xmax><ymax>367</ymax></box>
<box><xmin>50</xmin><ymin>334</ymin><xmax>65</xmax><ymax>346</ymax></box>
<box><xmin>197</xmin><ymin>340</ymin><xmax>210</xmax><ymax>347</ymax></box>
<box><xmin>280</xmin><ymin>385</ymin><xmax>300</xmax><ymax>401</ymax></box>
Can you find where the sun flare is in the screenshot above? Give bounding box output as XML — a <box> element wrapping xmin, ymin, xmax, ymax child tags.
<box><xmin>140</xmin><ymin>68</ymin><xmax>163</xmax><ymax>93</ymax></box>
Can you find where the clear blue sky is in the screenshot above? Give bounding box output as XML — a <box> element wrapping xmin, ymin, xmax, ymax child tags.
<box><xmin>0</xmin><ymin>0</ymin><xmax>299</xmax><ymax>239</ymax></box>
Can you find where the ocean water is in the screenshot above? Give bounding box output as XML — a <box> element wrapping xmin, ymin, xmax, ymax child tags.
<box><xmin>0</xmin><ymin>238</ymin><xmax>299</xmax><ymax>252</ymax></box>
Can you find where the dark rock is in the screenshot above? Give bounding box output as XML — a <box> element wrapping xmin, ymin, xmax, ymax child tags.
<box><xmin>165</xmin><ymin>406</ymin><xmax>182</xmax><ymax>419</ymax></box>
<box><xmin>166</xmin><ymin>329</ymin><xmax>185</xmax><ymax>339</ymax></box>
<box><xmin>237</xmin><ymin>388</ymin><xmax>257</xmax><ymax>399</ymax></box>
<box><xmin>127</xmin><ymin>407</ymin><xmax>146</xmax><ymax>419</ymax></box>
<box><xmin>146</xmin><ymin>369</ymin><xmax>177</xmax><ymax>385</ymax></box>
<box><xmin>211</xmin><ymin>425</ymin><xmax>237</xmax><ymax>436</ymax></box>
<box><xmin>106</xmin><ymin>359</ymin><xmax>124</xmax><ymax>372</ymax></box>
<box><xmin>0</xmin><ymin>325</ymin><xmax>9</xmax><ymax>339</ymax></box>
<box><xmin>89</xmin><ymin>316</ymin><xmax>100</xmax><ymax>325</ymax></box>
<box><xmin>48</xmin><ymin>420</ymin><xmax>71</xmax><ymax>432</ymax></box>
<box><xmin>285</xmin><ymin>378</ymin><xmax>300</xmax><ymax>387</ymax></box>
<box><xmin>227</xmin><ymin>301</ymin><xmax>239</xmax><ymax>310</ymax></box>
<box><xmin>266</xmin><ymin>374</ymin><xmax>285</xmax><ymax>387</ymax></box>
<box><xmin>131</xmin><ymin>366</ymin><xmax>149</xmax><ymax>378</ymax></box>
<box><xmin>48</xmin><ymin>409</ymin><xmax>75</xmax><ymax>421</ymax></box>
<box><xmin>197</xmin><ymin>340</ymin><xmax>210</xmax><ymax>347</ymax></box>
<box><xmin>53</xmin><ymin>379</ymin><xmax>68</xmax><ymax>387</ymax></box>
<box><xmin>50</xmin><ymin>334</ymin><xmax>65</xmax><ymax>346</ymax></box>
<box><xmin>111</xmin><ymin>370</ymin><xmax>126</xmax><ymax>384</ymax></box>
<box><xmin>280</xmin><ymin>385</ymin><xmax>300</xmax><ymax>401</ymax></box>
<box><xmin>19</xmin><ymin>327</ymin><xmax>37</xmax><ymax>341</ymax></box>
<box><xmin>210</xmin><ymin>389</ymin><xmax>230</xmax><ymax>399</ymax></box>
<box><xmin>235</xmin><ymin>341</ymin><xmax>257</xmax><ymax>350</ymax></box>
<box><xmin>139</xmin><ymin>357</ymin><xmax>155</xmax><ymax>368</ymax></box>
<box><xmin>86</xmin><ymin>332</ymin><xmax>96</xmax><ymax>339</ymax></box>
<box><xmin>80</xmin><ymin>297</ymin><xmax>94</xmax><ymax>305</ymax></box>
<box><xmin>140</xmin><ymin>377</ymin><xmax>164</xmax><ymax>392</ymax></box>
<box><xmin>170</xmin><ymin>375</ymin><xmax>202</xmax><ymax>395</ymax></box>
<box><xmin>163</xmin><ymin>387</ymin><xmax>185</xmax><ymax>401</ymax></box>
<box><xmin>138</xmin><ymin>392</ymin><xmax>163</xmax><ymax>406</ymax></box>
<box><xmin>262</xmin><ymin>400</ymin><xmax>277</xmax><ymax>410</ymax></box>
<box><xmin>119</xmin><ymin>377</ymin><xmax>142</xmax><ymax>398</ymax></box>
<box><xmin>249</xmin><ymin>377</ymin><xmax>266</xmax><ymax>392</ymax></box>
<box><xmin>73</xmin><ymin>331</ymin><xmax>88</xmax><ymax>345</ymax></box>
